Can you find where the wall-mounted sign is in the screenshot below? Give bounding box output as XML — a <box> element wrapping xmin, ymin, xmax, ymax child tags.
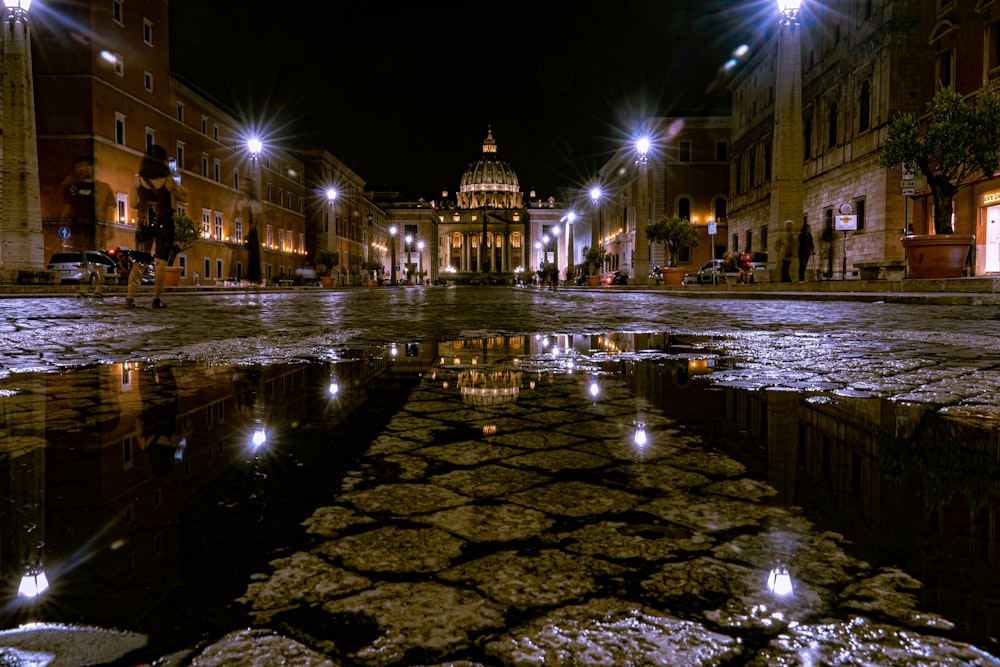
<box><xmin>835</xmin><ymin>215</ymin><xmax>857</xmax><ymax>231</ymax></box>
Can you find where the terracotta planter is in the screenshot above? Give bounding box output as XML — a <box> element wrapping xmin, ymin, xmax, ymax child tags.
<box><xmin>320</xmin><ymin>276</ymin><xmax>335</xmax><ymax>287</ymax></box>
<box><xmin>587</xmin><ymin>275</ymin><xmax>602</xmax><ymax>286</ymax></box>
<box><xmin>162</xmin><ymin>266</ymin><xmax>182</xmax><ymax>286</ymax></box>
<box><xmin>366</xmin><ymin>279</ymin><xmax>377</xmax><ymax>288</ymax></box>
<box><xmin>900</xmin><ymin>234</ymin><xmax>974</xmax><ymax>279</ymax></box>
<box><xmin>660</xmin><ymin>267</ymin><xmax>687</xmax><ymax>285</ymax></box>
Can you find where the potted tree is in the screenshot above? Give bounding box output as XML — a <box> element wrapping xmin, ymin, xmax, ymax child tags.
<box><xmin>361</xmin><ymin>259</ymin><xmax>383</xmax><ymax>287</ymax></box>
<box><xmin>879</xmin><ymin>86</ymin><xmax>1000</xmax><ymax>278</ymax></box>
<box><xmin>162</xmin><ymin>212</ymin><xmax>199</xmax><ymax>286</ymax></box>
<box><xmin>538</xmin><ymin>262</ymin><xmax>560</xmax><ymax>289</ymax></box>
<box><xmin>583</xmin><ymin>245</ymin><xmax>607</xmax><ymax>286</ymax></box>
<box><xmin>645</xmin><ymin>215</ymin><xmax>700</xmax><ymax>285</ymax></box>
<box><xmin>315</xmin><ymin>248</ymin><xmax>339</xmax><ymax>287</ymax></box>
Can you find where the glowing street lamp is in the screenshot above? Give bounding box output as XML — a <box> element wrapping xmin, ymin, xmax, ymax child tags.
<box><xmin>389</xmin><ymin>225</ymin><xmax>398</xmax><ymax>286</ymax></box>
<box><xmin>417</xmin><ymin>240</ymin><xmax>425</xmax><ymax>283</ymax></box>
<box><xmin>244</xmin><ymin>137</ymin><xmax>265</xmax><ymax>284</ymax></box>
<box><xmin>634</xmin><ymin>137</ymin><xmax>652</xmax><ymax>284</ymax></box>
<box><xmin>1</xmin><ymin>0</ymin><xmax>44</xmax><ymax>269</ymax></box>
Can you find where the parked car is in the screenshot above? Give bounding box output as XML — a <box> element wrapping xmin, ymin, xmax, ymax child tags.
<box><xmin>103</xmin><ymin>247</ymin><xmax>155</xmax><ymax>284</ymax></box>
<box><xmin>47</xmin><ymin>250</ymin><xmax>117</xmax><ymax>284</ymax></box>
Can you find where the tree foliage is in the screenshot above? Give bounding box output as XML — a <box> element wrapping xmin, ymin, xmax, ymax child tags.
<box><xmin>880</xmin><ymin>86</ymin><xmax>1000</xmax><ymax>234</ymax></box>
<box><xmin>315</xmin><ymin>249</ymin><xmax>340</xmax><ymax>276</ymax></box>
<box><xmin>645</xmin><ymin>216</ymin><xmax>700</xmax><ymax>266</ymax></box>
<box><xmin>167</xmin><ymin>213</ymin><xmax>199</xmax><ymax>266</ymax></box>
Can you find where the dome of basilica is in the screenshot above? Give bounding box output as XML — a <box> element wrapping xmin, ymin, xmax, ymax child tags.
<box><xmin>457</xmin><ymin>127</ymin><xmax>523</xmax><ymax>209</ymax></box>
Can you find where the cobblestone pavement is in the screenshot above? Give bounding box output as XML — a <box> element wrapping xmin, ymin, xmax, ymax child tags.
<box><xmin>2</xmin><ymin>287</ymin><xmax>1000</xmax><ymax>666</ymax></box>
<box><xmin>1</xmin><ymin>288</ymin><xmax>998</xmax><ymax>415</ymax></box>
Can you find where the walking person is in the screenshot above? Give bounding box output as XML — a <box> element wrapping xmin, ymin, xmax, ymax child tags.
<box><xmin>776</xmin><ymin>219</ymin><xmax>795</xmax><ymax>283</ymax></box>
<box><xmin>797</xmin><ymin>221</ymin><xmax>815</xmax><ymax>281</ymax></box>
<box><xmin>126</xmin><ymin>145</ymin><xmax>187</xmax><ymax>308</ymax></box>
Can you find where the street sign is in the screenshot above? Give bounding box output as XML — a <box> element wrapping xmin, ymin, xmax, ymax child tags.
<box><xmin>835</xmin><ymin>214</ymin><xmax>857</xmax><ymax>231</ymax></box>
<box><xmin>707</xmin><ymin>222</ymin><xmax>717</xmax><ymax>235</ymax></box>
<box><xmin>901</xmin><ymin>187</ymin><xmax>915</xmax><ymax>196</ymax></box>
<box><xmin>58</xmin><ymin>226</ymin><xmax>71</xmax><ymax>239</ymax></box>
<box><xmin>899</xmin><ymin>179</ymin><xmax>915</xmax><ymax>189</ymax></box>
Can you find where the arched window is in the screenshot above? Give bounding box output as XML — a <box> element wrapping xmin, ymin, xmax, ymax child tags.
<box><xmin>828</xmin><ymin>102</ymin><xmax>839</xmax><ymax>148</ymax></box>
<box><xmin>678</xmin><ymin>198</ymin><xmax>691</xmax><ymax>220</ymax></box>
<box><xmin>858</xmin><ymin>81</ymin><xmax>871</xmax><ymax>132</ymax></box>
<box><xmin>714</xmin><ymin>197</ymin><xmax>727</xmax><ymax>221</ymax></box>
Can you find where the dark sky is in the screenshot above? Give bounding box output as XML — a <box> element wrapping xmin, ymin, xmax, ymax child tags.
<box><xmin>170</xmin><ymin>1</ymin><xmax>764</xmax><ymax>201</ymax></box>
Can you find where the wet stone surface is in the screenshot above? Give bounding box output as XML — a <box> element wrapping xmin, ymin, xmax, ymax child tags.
<box><xmin>1</xmin><ymin>289</ymin><xmax>998</xmax><ymax>665</ymax></box>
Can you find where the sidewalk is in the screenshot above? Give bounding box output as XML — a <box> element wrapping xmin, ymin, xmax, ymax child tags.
<box><xmin>1</xmin><ymin>276</ymin><xmax>998</xmax><ymax>305</ymax></box>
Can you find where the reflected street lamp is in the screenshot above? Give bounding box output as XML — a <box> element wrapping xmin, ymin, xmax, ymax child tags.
<box><xmin>1</xmin><ymin>0</ymin><xmax>44</xmax><ymax>269</ymax></box>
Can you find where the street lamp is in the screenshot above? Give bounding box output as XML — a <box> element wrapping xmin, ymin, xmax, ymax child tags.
<box><xmin>417</xmin><ymin>240</ymin><xmax>425</xmax><ymax>283</ymax></box>
<box><xmin>1</xmin><ymin>0</ymin><xmax>44</xmax><ymax>269</ymax></box>
<box><xmin>564</xmin><ymin>211</ymin><xmax>576</xmax><ymax>277</ymax></box>
<box><xmin>405</xmin><ymin>233</ymin><xmax>413</xmax><ymax>282</ymax></box>
<box><xmin>326</xmin><ymin>188</ymin><xmax>337</xmax><ymax>285</ymax></box>
<box><xmin>552</xmin><ymin>225</ymin><xmax>560</xmax><ymax>281</ymax></box>
<box><xmin>591</xmin><ymin>186</ymin><xmax>604</xmax><ymax>275</ymax></box>
<box><xmin>771</xmin><ymin>0</ymin><xmax>805</xmax><ymax>277</ymax></box>
<box><xmin>634</xmin><ymin>137</ymin><xmax>652</xmax><ymax>284</ymax></box>
<box><xmin>245</xmin><ymin>137</ymin><xmax>264</xmax><ymax>284</ymax></box>
<box><xmin>389</xmin><ymin>225</ymin><xmax>397</xmax><ymax>286</ymax></box>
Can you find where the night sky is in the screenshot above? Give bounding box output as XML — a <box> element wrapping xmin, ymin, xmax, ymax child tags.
<box><xmin>170</xmin><ymin>1</ymin><xmax>766</xmax><ymax>201</ymax></box>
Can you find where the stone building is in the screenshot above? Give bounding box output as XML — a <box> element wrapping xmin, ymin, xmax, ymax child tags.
<box><xmin>727</xmin><ymin>0</ymin><xmax>1000</xmax><ymax>281</ymax></box>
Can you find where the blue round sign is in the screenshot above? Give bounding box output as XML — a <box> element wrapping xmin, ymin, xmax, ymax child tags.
<box><xmin>58</xmin><ymin>226</ymin><xmax>71</xmax><ymax>239</ymax></box>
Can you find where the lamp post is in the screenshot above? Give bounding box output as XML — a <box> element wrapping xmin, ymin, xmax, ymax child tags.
<box><xmin>771</xmin><ymin>0</ymin><xmax>804</xmax><ymax>278</ymax></box>
<box><xmin>245</xmin><ymin>137</ymin><xmax>264</xmax><ymax>285</ymax></box>
<box><xmin>552</xmin><ymin>225</ymin><xmax>560</xmax><ymax>282</ymax></box>
<box><xmin>417</xmin><ymin>240</ymin><xmax>425</xmax><ymax>284</ymax></box>
<box><xmin>565</xmin><ymin>211</ymin><xmax>576</xmax><ymax>279</ymax></box>
<box><xmin>633</xmin><ymin>137</ymin><xmax>652</xmax><ymax>285</ymax></box>
<box><xmin>1</xmin><ymin>0</ymin><xmax>44</xmax><ymax>270</ymax></box>
<box><xmin>389</xmin><ymin>225</ymin><xmax>397</xmax><ymax>286</ymax></box>
<box><xmin>326</xmin><ymin>188</ymin><xmax>337</xmax><ymax>285</ymax></box>
<box><xmin>405</xmin><ymin>233</ymin><xmax>413</xmax><ymax>283</ymax></box>
<box><xmin>591</xmin><ymin>186</ymin><xmax>604</xmax><ymax>276</ymax></box>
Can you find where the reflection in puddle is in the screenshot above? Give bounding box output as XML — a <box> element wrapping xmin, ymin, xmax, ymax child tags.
<box><xmin>0</xmin><ymin>332</ymin><xmax>997</xmax><ymax>665</ymax></box>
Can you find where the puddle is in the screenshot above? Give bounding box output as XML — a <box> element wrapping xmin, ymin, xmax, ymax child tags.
<box><xmin>0</xmin><ymin>332</ymin><xmax>998</xmax><ymax>665</ymax></box>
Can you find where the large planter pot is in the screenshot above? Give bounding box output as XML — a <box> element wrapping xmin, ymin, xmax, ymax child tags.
<box><xmin>587</xmin><ymin>275</ymin><xmax>602</xmax><ymax>287</ymax></box>
<box><xmin>162</xmin><ymin>266</ymin><xmax>182</xmax><ymax>286</ymax></box>
<box><xmin>320</xmin><ymin>276</ymin><xmax>335</xmax><ymax>287</ymax></box>
<box><xmin>660</xmin><ymin>267</ymin><xmax>687</xmax><ymax>285</ymax></box>
<box><xmin>900</xmin><ymin>234</ymin><xmax>974</xmax><ymax>279</ymax></box>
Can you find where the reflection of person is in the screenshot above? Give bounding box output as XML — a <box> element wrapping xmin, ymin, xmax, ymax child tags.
<box><xmin>135</xmin><ymin>365</ymin><xmax>187</xmax><ymax>477</ymax></box>
<box><xmin>127</xmin><ymin>145</ymin><xmax>187</xmax><ymax>309</ymax></box>
<box><xmin>60</xmin><ymin>155</ymin><xmax>115</xmax><ymax>223</ymax></box>
<box><xmin>797</xmin><ymin>221</ymin><xmax>814</xmax><ymax>282</ymax></box>
<box><xmin>776</xmin><ymin>219</ymin><xmax>795</xmax><ymax>283</ymax></box>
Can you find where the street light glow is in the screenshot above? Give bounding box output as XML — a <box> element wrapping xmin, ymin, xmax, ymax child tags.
<box><xmin>590</xmin><ymin>187</ymin><xmax>602</xmax><ymax>202</ymax></box>
<box><xmin>326</xmin><ymin>188</ymin><xmax>337</xmax><ymax>202</ymax></box>
<box><xmin>3</xmin><ymin>0</ymin><xmax>31</xmax><ymax>11</ymax></box>
<box><xmin>247</xmin><ymin>138</ymin><xmax>262</xmax><ymax>156</ymax></box>
<box><xmin>636</xmin><ymin>137</ymin><xmax>650</xmax><ymax>157</ymax></box>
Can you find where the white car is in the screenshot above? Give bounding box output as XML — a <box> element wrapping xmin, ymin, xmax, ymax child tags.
<box><xmin>47</xmin><ymin>251</ymin><xmax>117</xmax><ymax>284</ymax></box>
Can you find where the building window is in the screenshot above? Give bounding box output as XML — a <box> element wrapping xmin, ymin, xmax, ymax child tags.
<box><xmin>937</xmin><ymin>49</ymin><xmax>953</xmax><ymax>90</ymax></box>
<box><xmin>213</xmin><ymin>159</ymin><xmax>221</xmax><ymax>182</ymax></box>
<box><xmin>734</xmin><ymin>160</ymin><xmax>743</xmax><ymax>195</ymax></box>
<box><xmin>214</xmin><ymin>212</ymin><xmax>223</xmax><ymax>239</ymax></box>
<box><xmin>176</xmin><ymin>143</ymin><xmax>184</xmax><ymax>170</ymax></box>
<box><xmin>143</xmin><ymin>19</ymin><xmax>153</xmax><ymax>46</ymax></box>
<box><xmin>201</xmin><ymin>154</ymin><xmax>208</xmax><ymax>178</ymax></box>
<box><xmin>858</xmin><ymin>81</ymin><xmax>871</xmax><ymax>133</ymax></box>
<box><xmin>803</xmin><ymin>116</ymin><xmax>812</xmax><ymax>158</ymax></box>
<box><xmin>143</xmin><ymin>71</ymin><xmax>153</xmax><ymax>93</ymax></box>
<box><xmin>216</xmin><ymin>258</ymin><xmax>224</xmax><ymax>279</ymax></box>
<box><xmin>679</xmin><ymin>141</ymin><xmax>691</xmax><ymax>162</ymax></box>
<box><xmin>760</xmin><ymin>226</ymin><xmax>768</xmax><ymax>253</ymax></box>
<box><xmin>144</xmin><ymin>128</ymin><xmax>154</xmax><ymax>154</ymax></box>
<box><xmin>764</xmin><ymin>142</ymin><xmax>772</xmax><ymax>181</ymax></box>
<box><xmin>714</xmin><ymin>197</ymin><xmax>727</xmax><ymax>221</ymax></box>
<box><xmin>201</xmin><ymin>116</ymin><xmax>208</xmax><ymax>134</ymax></box>
<box><xmin>678</xmin><ymin>198</ymin><xmax>691</xmax><ymax>220</ymax></box>
<box><xmin>201</xmin><ymin>210</ymin><xmax>211</xmax><ymax>238</ymax></box>
<box><xmin>854</xmin><ymin>198</ymin><xmax>866</xmax><ymax>231</ymax></box>
<box><xmin>235</xmin><ymin>217</ymin><xmax>243</xmax><ymax>243</ymax></box>
<box><xmin>112</xmin><ymin>0</ymin><xmax>123</xmax><ymax>24</ymax></box>
<box><xmin>113</xmin><ymin>52</ymin><xmax>124</xmax><ymax>77</ymax></box>
<box><xmin>203</xmin><ymin>257</ymin><xmax>211</xmax><ymax>279</ymax></box>
<box><xmin>233</xmin><ymin>168</ymin><xmax>240</xmax><ymax>191</ymax></box>
<box><xmin>266</xmin><ymin>183</ymin><xmax>272</xmax><ymax>202</ymax></box>
<box><xmin>744</xmin><ymin>230</ymin><xmax>752</xmax><ymax>253</ymax></box>
<box><xmin>715</xmin><ymin>141</ymin><xmax>728</xmax><ymax>161</ymax></box>
<box><xmin>213</xmin><ymin>125</ymin><xmax>219</xmax><ymax>141</ymax></box>
<box><xmin>117</xmin><ymin>194</ymin><xmax>127</xmax><ymax>223</ymax></box>
<box><xmin>732</xmin><ymin>233</ymin><xmax>738</xmax><ymax>252</ymax></box>
<box><xmin>748</xmin><ymin>152</ymin><xmax>756</xmax><ymax>186</ymax></box>
<box><xmin>115</xmin><ymin>112</ymin><xmax>126</xmax><ymax>145</ymax></box>
<box><xmin>827</xmin><ymin>102</ymin><xmax>839</xmax><ymax>148</ymax></box>
<box><xmin>176</xmin><ymin>103</ymin><xmax>184</xmax><ymax>123</ymax></box>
